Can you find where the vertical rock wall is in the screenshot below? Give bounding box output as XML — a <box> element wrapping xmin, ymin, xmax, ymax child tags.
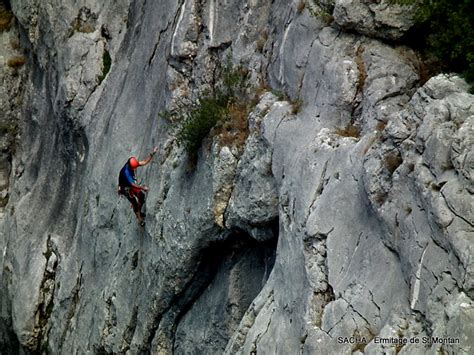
<box><xmin>0</xmin><ymin>0</ymin><xmax>472</xmax><ymax>354</ymax></box>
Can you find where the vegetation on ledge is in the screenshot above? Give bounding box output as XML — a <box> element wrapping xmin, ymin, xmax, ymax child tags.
<box><xmin>394</xmin><ymin>0</ymin><xmax>474</xmax><ymax>91</ymax></box>
<box><xmin>163</xmin><ymin>59</ymin><xmax>254</xmax><ymax>156</ymax></box>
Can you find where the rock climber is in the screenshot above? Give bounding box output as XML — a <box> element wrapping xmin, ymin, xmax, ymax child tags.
<box><xmin>118</xmin><ymin>147</ymin><xmax>158</xmax><ymax>226</ymax></box>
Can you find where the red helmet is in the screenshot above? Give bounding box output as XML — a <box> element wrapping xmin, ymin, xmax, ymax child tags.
<box><xmin>129</xmin><ymin>157</ymin><xmax>139</xmax><ymax>169</ymax></box>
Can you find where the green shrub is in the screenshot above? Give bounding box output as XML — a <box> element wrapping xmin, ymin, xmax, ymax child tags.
<box><xmin>178</xmin><ymin>93</ymin><xmax>228</xmax><ymax>153</ymax></box>
<box><xmin>394</xmin><ymin>0</ymin><xmax>474</xmax><ymax>91</ymax></box>
<box><xmin>163</xmin><ymin>59</ymin><xmax>252</xmax><ymax>155</ymax></box>
<box><xmin>97</xmin><ymin>49</ymin><xmax>111</xmax><ymax>84</ymax></box>
<box><xmin>309</xmin><ymin>1</ymin><xmax>334</xmax><ymax>25</ymax></box>
<box><xmin>222</xmin><ymin>60</ymin><xmax>248</xmax><ymax>100</ymax></box>
<box><xmin>270</xmin><ymin>89</ymin><xmax>286</xmax><ymax>101</ymax></box>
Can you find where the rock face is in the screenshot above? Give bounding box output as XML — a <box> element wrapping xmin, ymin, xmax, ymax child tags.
<box><xmin>0</xmin><ymin>1</ymin><xmax>26</xmax><ymax>216</ymax></box>
<box><xmin>332</xmin><ymin>0</ymin><xmax>415</xmax><ymax>40</ymax></box>
<box><xmin>0</xmin><ymin>0</ymin><xmax>472</xmax><ymax>354</ymax></box>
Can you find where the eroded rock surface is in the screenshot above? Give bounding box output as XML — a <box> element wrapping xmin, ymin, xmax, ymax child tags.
<box><xmin>0</xmin><ymin>1</ymin><xmax>472</xmax><ymax>354</ymax></box>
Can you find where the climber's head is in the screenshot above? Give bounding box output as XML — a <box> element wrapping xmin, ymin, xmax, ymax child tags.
<box><xmin>129</xmin><ymin>157</ymin><xmax>139</xmax><ymax>170</ymax></box>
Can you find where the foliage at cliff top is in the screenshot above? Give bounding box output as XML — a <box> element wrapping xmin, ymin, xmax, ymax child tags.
<box><xmin>395</xmin><ymin>0</ymin><xmax>474</xmax><ymax>90</ymax></box>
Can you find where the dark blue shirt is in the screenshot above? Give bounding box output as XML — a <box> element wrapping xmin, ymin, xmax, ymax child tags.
<box><xmin>118</xmin><ymin>162</ymin><xmax>136</xmax><ymax>187</ymax></box>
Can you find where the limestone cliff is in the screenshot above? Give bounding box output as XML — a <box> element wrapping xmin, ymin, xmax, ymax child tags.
<box><xmin>0</xmin><ymin>0</ymin><xmax>472</xmax><ymax>354</ymax></box>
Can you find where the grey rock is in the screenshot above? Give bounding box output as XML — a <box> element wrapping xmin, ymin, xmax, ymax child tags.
<box><xmin>333</xmin><ymin>0</ymin><xmax>415</xmax><ymax>40</ymax></box>
<box><xmin>174</xmin><ymin>237</ymin><xmax>275</xmax><ymax>354</ymax></box>
<box><xmin>225</xmin><ymin>94</ymin><xmax>280</xmax><ymax>238</ymax></box>
<box><xmin>0</xmin><ymin>1</ymin><xmax>472</xmax><ymax>354</ymax></box>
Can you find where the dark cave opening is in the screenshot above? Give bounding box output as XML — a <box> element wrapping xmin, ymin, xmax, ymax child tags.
<box><xmin>146</xmin><ymin>219</ymin><xmax>279</xmax><ymax>354</ymax></box>
<box><xmin>172</xmin><ymin>224</ymin><xmax>278</xmax><ymax>354</ymax></box>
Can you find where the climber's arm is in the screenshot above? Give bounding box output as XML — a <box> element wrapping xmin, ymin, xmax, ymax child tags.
<box><xmin>139</xmin><ymin>146</ymin><xmax>159</xmax><ymax>166</ymax></box>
